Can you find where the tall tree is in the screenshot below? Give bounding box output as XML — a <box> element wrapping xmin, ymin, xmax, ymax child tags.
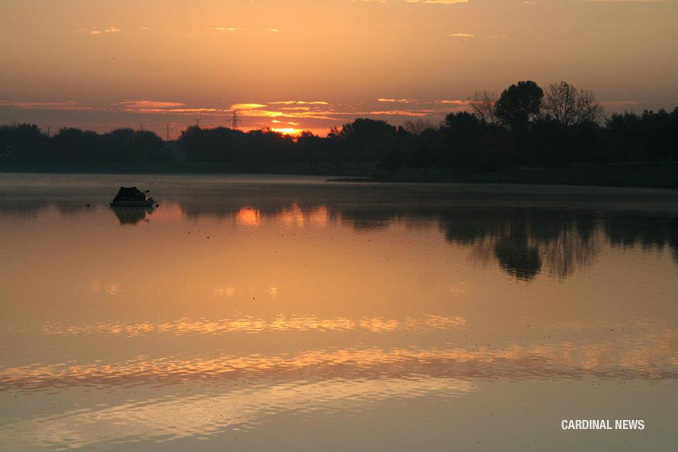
<box><xmin>495</xmin><ymin>81</ymin><xmax>544</xmax><ymax>131</ymax></box>
<box><xmin>543</xmin><ymin>81</ymin><xmax>603</xmax><ymax>127</ymax></box>
<box><xmin>468</xmin><ymin>90</ymin><xmax>498</xmax><ymax>124</ymax></box>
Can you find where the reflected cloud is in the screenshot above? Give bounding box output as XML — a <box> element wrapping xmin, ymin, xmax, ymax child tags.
<box><xmin>3</xmin><ymin>326</ymin><xmax>678</xmax><ymax>392</ymax></box>
<box><xmin>448</xmin><ymin>282</ymin><xmax>470</xmax><ymax>296</ymax></box>
<box><xmin>41</xmin><ymin>315</ymin><xmax>467</xmax><ymax>337</ymax></box>
<box><xmin>89</xmin><ymin>279</ymin><xmax>121</xmax><ymax>296</ymax></box>
<box><xmin>213</xmin><ymin>284</ymin><xmax>237</xmax><ymax>298</ymax></box>
<box><xmin>0</xmin><ymin>377</ymin><xmax>474</xmax><ymax>449</ymax></box>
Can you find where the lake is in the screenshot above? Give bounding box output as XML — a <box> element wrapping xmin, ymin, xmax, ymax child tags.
<box><xmin>1</xmin><ymin>173</ymin><xmax>677</xmax><ymax>451</ymax></box>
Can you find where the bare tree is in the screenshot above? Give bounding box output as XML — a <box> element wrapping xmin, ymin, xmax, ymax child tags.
<box><xmin>468</xmin><ymin>90</ymin><xmax>498</xmax><ymax>124</ymax></box>
<box><xmin>543</xmin><ymin>81</ymin><xmax>603</xmax><ymax>127</ymax></box>
<box><xmin>402</xmin><ymin>118</ymin><xmax>436</xmax><ymax>135</ymax></box>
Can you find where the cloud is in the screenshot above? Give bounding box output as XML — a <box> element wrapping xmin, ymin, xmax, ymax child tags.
<box><xmin>115</xmin><ymin>100</ymin><xmax>187</xmax><ymax>109</ymax></box>
<box><xmin>584</xmin><ymin>1</ymin><xmax>668</xmax><ymax>3</ymax></box>
<box><xmin>600</xmin><ymin>100</ymin><xmax>641</xmax><ymax>107</ymax></box>
<box><xmin>378</xmin><ymin>98</ymin><xmax>418</xmax><ymax>103</ymax></box>
<box><xmin>0</xmin><ymin>100</ymin><xmax>101</xmax><ymax>112</ymax></box>
<box><xmin>0</xmin><ymin>95</ymin><xmax>486</xmax><ymax>136</ymax></box>
<box><xmin>77</xmin><ymin>26</ymin><xmax>120</xmax><ymax>35</ymax></box>
<box><xmin>212</xmin><ymin>27</ymin><xmax>245</xmax><ymax>33</ymax></box>
<box><xmin>343</xmin><ymin>0</ymin><xmax>468</xmax><ymax>3</ymax></box>
<box><xmin>230</xmin><ymin>103</ymin><xmax>267</xmax><ymax>110</ymax></box>
<box><xmin>269</xmin><ymin>101</ymin><xmax>329</xmax><ymax>105</ymax></box>
<box><xmin>237</xmin><ymin>109</ymin><xmax>337</xmax><ymax>121</ymax></box>
<box><xmin>447</xmin><ymin>33</ymin><xmax>509</xmax><ymax>39</ymax></box>
<box><xmin>366</xmin><ymin>110</ymin><xmax>430</xmax><ymax>117</ymax></box>
<box><xmin>406</xmin><ymin>0</ymin><xmax>468</xmax><ymax>3</ymax></box>
<box><xmin>212</xmin><ymin>27</ymin><xmax>281</xmax><ymax>33</ymax></box>
<box><xmin>437</xmin><ymin>99</ymin><xmax>471</xmax><ymax>105</ymax></box>
<box><xmin>600</xmin><ymin>100</ymin><xmax>642</xmax><ymax>111</ymax></box>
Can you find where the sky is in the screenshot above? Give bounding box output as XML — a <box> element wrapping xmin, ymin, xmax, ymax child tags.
<box><xmin>1</xmin><ymin>0</ymin><xmax>677</xmax><ymax>137</ymax></box>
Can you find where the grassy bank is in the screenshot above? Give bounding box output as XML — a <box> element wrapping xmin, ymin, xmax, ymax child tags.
<box><xmin>1</xmin><ymin>161</ymin><xmax>676</xmax><ymax>189</ymax></box>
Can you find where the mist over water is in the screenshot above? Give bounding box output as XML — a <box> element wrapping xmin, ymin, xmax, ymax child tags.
<box><xmin>1</xmin><ymin>174</ymin><xmax>677</xmax><ymax>451</ymax></box>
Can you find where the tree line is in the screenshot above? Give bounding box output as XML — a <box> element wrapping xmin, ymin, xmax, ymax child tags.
<box><xmin>1</xmin><ymin>81</ymin><xmax>677</xmax><ymax>171</ymax></box>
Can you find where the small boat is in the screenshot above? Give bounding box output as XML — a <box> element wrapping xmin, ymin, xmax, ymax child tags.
<box><xmin>110</xmin><ymin>186</ymin><xmax>157</xmax><ymax>207</ymax></box>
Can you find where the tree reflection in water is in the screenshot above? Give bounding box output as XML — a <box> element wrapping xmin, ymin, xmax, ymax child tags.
<box><xmin>1</xmin><ymin>177</ymin><xmax>676</xmax><ymax>280</ymax></box>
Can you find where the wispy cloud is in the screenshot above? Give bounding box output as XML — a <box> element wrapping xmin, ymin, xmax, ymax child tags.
<box><xmin>0</xmin><ymin>100</ymin><xmax>101</xmax><ymax>112</ymax></box>
<box><xmin>447</xmin><ymin>33</ymin><xmax>509</xmax><ymax>39</ymax></box>
<box><xmin>269</xmin><ymin>101</ymin><xmax>329</xmax><ymax>105</ymax></box>
<box><xmin>406</xmin><ymin>0</ymin><xmax>468</xmax><ymax>3</ymax></box>
<box><xmin>341</xmin><ymin>0</ymin><xmax>468</xmax><ymax>3</ymax></box>
<box><xmin>75</xmin><ymin>26</ymin><xmax>121</xmax><ymax>35</ymax></box>
<box><xmin>437</xmin><ymin>99</ymin><xmax>471</xmax><ymax>105</ymax></box>
<box><xmin>115</xmin><ymin>100</ymin><xmax>187</xmax><ymax>109</ymax></box>
<box><xmin>212</xmin><ymin>27</ymin><xmax>245</xmax><ymax>33</ymax></box>
<box><xmin>212</xmin><ymin>27</ymin><xmax>281</xmax><ymax>33</ymax></box>
<box><xmin>230</xmin><ymin>103</ymin><xmax>267</xmax><ymax>110</ymax></box>
<box><xmin>378</xmin><ymin>98</ymin><xmax>418</xmax><ymax>103</ymax></box>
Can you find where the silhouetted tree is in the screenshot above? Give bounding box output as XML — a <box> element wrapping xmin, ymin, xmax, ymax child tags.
<box><xmin>606</xmin><ymin>112</ymin><xmax>641</xmax><ymax>162</ymax></box>
<box><xmin>337</xmin><ymin>118</ymin><xmax>397</xmax><ymax>164</ymax></box>
<box><xmin>51</xmin><ymin>127</ymin><xmax>99</xmax><ymax>161</ymax></box>
<box><xmin>468</xmin><ymin>90</ymin><xmax>498</xmax><ymax>124</ymax></box>
<box><xmin>495</xmin><ymin>81</ymin><xmax>544</xmax><ymax>131</ymax></box>
<box><xmin>543</xmin><ymin>81</ymin><xmax>603</xmax><ymax>127</ymax></box>
<box><xmin>441</xmin><ymin>112</ymin><xmax>511</xmax><ymax>171</ymax></box>
<box><xmin>0</xmin><ymin>124</ymin><xmax>49</xmax><ymax>160</ymax></box>
<box><xmin>402</xmin><ymin>119</ymin><xmax>436</xmax><ymax>135</ymax></box>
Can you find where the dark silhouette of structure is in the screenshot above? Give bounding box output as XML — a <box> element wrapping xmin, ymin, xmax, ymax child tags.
<box><xmin>110</xmin><ymin>187</ymin><xmax>156</xmax><ymax>207</ymax></box>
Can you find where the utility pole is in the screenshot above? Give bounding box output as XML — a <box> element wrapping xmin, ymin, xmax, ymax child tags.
<box><xmin>47</xmin><ymin>126</ymin><xmax>51</xmax><ymax>137</ymax></box>
<box><xmin>194</xmin><ymin>118</ymin><xmax>201</xmax><ymax>128</ymax></box>
<box><xmin>166</xmin><ymin>123</ymin><xmax>170</xmax><ymax>141</ymax></box>
<box><xmin>232</xmin><ymin>110</ymin><xmax>240</xmax><ymax>130</ymax></box>
<box><xmin>139</xmin><ymin>122</ymin><xmax>144</xmax><ymax>131</ymax></box>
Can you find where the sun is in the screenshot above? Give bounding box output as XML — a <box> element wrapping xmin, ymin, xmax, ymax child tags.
<box><xmin>271</xmin><ymin>127</ymin><xmax>301</xmax><ymax>136</ymax></box>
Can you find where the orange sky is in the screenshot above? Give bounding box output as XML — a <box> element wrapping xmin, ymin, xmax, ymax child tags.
<box><xmin>1</xmin><ymin>0</ymin><xmax>677</xmax><ymax>137</ymax></box>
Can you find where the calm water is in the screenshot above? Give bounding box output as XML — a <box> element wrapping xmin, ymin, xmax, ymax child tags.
<box><xmin>1</xmin><ymin>174</ymin><xmax>677</xmax><ymax>451</ymax></box>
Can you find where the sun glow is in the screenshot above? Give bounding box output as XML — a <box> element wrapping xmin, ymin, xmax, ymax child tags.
<box><xmin>271</xmin><ymin>127</ymin><xmax>301</xmax><ymax>136</ymax></box>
